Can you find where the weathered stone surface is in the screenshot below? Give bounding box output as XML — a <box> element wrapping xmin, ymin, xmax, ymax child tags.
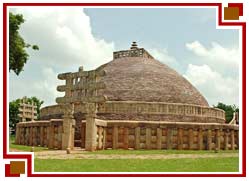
<box><xmin>41</xmin><ymin>101</ymin><xmax>225</xmax><ymax>123</ymax></box>
<box><xmin>97</xmin><ymin>56</ymin><xmax>209</xmax><ymax>106</ymax></box>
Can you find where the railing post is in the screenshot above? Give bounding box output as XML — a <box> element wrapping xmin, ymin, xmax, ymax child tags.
<box><xmin>146</xmin><ymin>127</ymin><xmax>151</xmax><ymax>149</ymax></box>
<box><xmin>198</xmin><ymin>128</ymin><xmax>203</xmax><ymax>150</ymax></box>
<box><xmin>135</xmin><ymin>127</ymin><xmax>140</xmax><ymax>150</ymax></box>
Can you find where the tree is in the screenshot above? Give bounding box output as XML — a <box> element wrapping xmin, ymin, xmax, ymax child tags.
<box><xmin>9</xmin><ymin>12</ymin><xmax>39</xmax><ymax>75</ymax></box>
<box><xmin>9</xmin><ymin>100</ymin><xmax>20</xmax><ymax>133</ymax></box>
<box><xmin>9</xmin><ymin>97</ymin><xmax>44</xmax><ymax>133</ymax></box>
<box><xmin>213</xmin><ymin>102</ymin><xmax>239</xmax><ymax>123</ymax></box>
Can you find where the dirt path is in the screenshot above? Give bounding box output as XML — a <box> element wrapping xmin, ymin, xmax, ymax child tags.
<box><xmin>29</xmin><ymin>150</ymin><xmax>239</xmax><ymax>160</ymax></box>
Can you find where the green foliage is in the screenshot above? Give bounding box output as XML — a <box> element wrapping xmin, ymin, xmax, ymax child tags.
<box><xmin>9</xmin><ymin>12</ymin><xmax>39</xmax><ymax>75</ymax></box>
<box><xmin>32</xmin><ymin>45</ymin><xmax>39</xmax><ymax>50</ymax></box>
<box><xmin>9</xmin><ymin>100</ymin><xmax>20</xmax><ymax>131</ymax></box>
<box><xmin>213</xmin><ymin>102</ymin><xmax>239</xmax><ymax>123</ymax></box>
<box><xmin>9</xmin><ymin>96</ymin><xmax>44</xmax><ymax>132</ymax></box>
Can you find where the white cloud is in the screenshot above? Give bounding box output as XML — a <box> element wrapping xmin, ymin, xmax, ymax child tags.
<box><xmin>149</xmin><ymin>48</ymin><xmax>179</xmax><ymax>70</ymax></box>
<box><xmin>185</xmin><ymin>41</ymin><xmax>239</xmax><ymax>106</ymax></box>
<box><xmin>186</xmin><ymin>41</ymin><xmax>208</xmax><ymax>56</ymax></box>
<box><xmin>185</xmin><ymin>41</ymin><xmax>240</xmax><ymax>75</ymax></box>
<box><xmin>9</xmin><ymin>7</ymin><xmax>115</xmax><ymax>106</ymax></box>
<box><xmin>9</xmin><ymin>67</ymin><xmax>64</xmax><ymax>106</ymax></box>
<box><xmin>32</xmin><ymin>67</ymin><xmax>63</xmax><ymax>105</ymax></box>
<box><xmin>184</xmin><ymin>64</ymin><xmax>239</xmax><ymax>106</ymax></box>
<box><xmin>12</xmin><ymin>7</ymin><xmax>115</xmax><ymax>71</ymax></box>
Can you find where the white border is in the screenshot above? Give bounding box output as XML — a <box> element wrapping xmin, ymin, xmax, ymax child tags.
<box><xmin>1</xmin><ymin>3</ymin><xmax>245</xmax><ymax>180</ymax></box>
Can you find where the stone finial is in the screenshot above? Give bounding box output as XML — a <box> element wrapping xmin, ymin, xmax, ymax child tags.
<box><xmin>130</xmin><ymin>41</ymin><xmax>138</xmax><ymax>49</ymax></box>
<box><xmin>78</xmin><ymin>66</ymin><xmax>84</xmax><ymax>72</ymax></box>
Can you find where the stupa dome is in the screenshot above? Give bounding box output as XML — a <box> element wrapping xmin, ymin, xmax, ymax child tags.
<box><xmin>97</xmin><ymin>43</ymin><xmax>209</xmax><ymax>106</ymax></box>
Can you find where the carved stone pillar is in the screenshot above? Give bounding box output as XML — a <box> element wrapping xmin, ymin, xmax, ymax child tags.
<box><xmin>85</xmin><ymin>103</ymin><xmax>97</xmax><ymax>151</ymax></box>
<box><xmin>135</xmin><ymin>127</ymin><xmax>140</xmax><ymax>150</ymax></box>
<box><xmin>157</xmin><ymin>128</ymin><xmax>162</xmax><ymax>149</ymax></box>
<box><xmin>146</xmin><ymin>127</ymin><xmax>151</xmax><ymax>149</ymax></box>
<box><xmin>166</xmin><ymin>128</ymin><xmax>172</xmax><ymax>150</ymax></box>
<box><xmin>62</xmin><ymin>104</ymin><xmax>75</xmax><ymax>150</ymax></box>
<box><xmin>231</xmin><ymin>130</ymin><xmax>235</xmax><ymax>150</ymax></box>
<box><xmin>112</xmin><ymin>126</ymin><xmax>118</xmax><ymax>149</ymax></box>
<box><xmin>224</xmin><ymin>130</ymin><xmax>228</xmax><ymax>150</ymax></box>
<box><xmin>15</xmin><ymin>126</ymin><xmax>19</xmax><ymax>144</ymax></box>
<box><xmin>29</xmin><ymin>127</ymin><xmax>33</xmax><ymax>146</ymax></box>
<box><xmin>40</xmin><ymin>126</ymin><xmax>44</xmax><ymax>147</ymax></box>
<box><xmin>177</xmin><ymin>128</ymin><xmax>183</xmax><ymax>150</ymax></box>
<box><xmin>189</xmin><ymin>128</ymin><xmax>194</xmax><ymax>150</ymax></box>
<box><xmin>57</xmin><ymin>125</ymin><xmax>63</xmax><ymax>149</ymax></box>
<box><xmin>123</xmin><ymin>127</ymin><xmax>129</xmax><ymax>149</ymax></box>
<box><xmin>49</xmin><ymin>124</ymin><xmax>55</xmax><ymax>149</ymax></box>
<box><xmin>33</xmin><ymin>127</ymin><xmax>37</xmax><ymax>146</ymax></box>
<box><xmin>103</xmin><ymin>128</ymin><xmax>106</xmax><ymax>150</ymax></box>
<box><xmin>81</xmin><ymin>124</ymin><xmax>86</xmax><ymax>148</ymax></box>
<box><xmin>198</xmin><ymin>128</ymin><xmax>203</xmax><ymax>150</ymax></box>
<box><xmin>215</xmin><ymin>129</ymin><xmax>221</xmax><ymax>150</ymax></box>
<box><xmin>207</xmin><ymin>129</ymin><xmax>212</xmax><ymax>150</ymax></box>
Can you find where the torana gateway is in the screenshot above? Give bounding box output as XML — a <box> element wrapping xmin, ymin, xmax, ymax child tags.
<box><xmin>15</xmin><ymin>42</ymin><xmax>239</xmax><ymax>151</ymax></box>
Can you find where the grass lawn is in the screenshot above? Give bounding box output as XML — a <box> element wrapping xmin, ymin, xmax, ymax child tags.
<box><xmin>35</xmin><ymin>157</ymin><xmax>239</xmax><ymax>172</ymax></box>
<box><xmin>10</xmin><ymin>135</ymin><xmax>239</xmax><ymax>172</ymax></box>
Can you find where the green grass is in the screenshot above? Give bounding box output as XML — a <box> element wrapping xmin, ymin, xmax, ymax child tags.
<box><xmin>35</xmin><ymin>157</ymin><xmax>239</xmax><ymax>172</ymax></box>
<box><xmin>9</xmin><ymin>135</ymin><xmax>49</xmax><ymax>152</ymax></box>
<box><xmin>10</xmin><ymin>135</ymin><xmax>239</xmax><ymax>172</ymax></box>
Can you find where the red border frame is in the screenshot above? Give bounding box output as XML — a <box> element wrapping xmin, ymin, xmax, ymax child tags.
<box><xmin>3</xmin><ymin>3</ymin><xmax>246</xmax><ymax>177</ymax></box>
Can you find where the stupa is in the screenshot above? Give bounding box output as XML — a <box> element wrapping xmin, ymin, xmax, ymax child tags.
<box><xmin>15</xmin><ymin>42</ymin><xmax>239</xmax><ymax>151</ymax></box>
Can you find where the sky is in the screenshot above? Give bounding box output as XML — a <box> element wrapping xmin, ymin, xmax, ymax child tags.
<box><xmin>9</xmin><ymin>7</ymin><xmax>240</xmax><ymax>107</ymax></box>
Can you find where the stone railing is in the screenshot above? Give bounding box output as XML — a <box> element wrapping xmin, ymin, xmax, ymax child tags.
<box><xmin>40</xmin><ymin>105</ymin><xmax>64</xmax><ymax>117</ymax></box>
<box><xmin>15</xmin><ymin>120</ymin><xmax>63</xmax><ymax>149</ymax></box>
<box><xmin>14</xmin><ymin>118</ymin><xmax>238</xmax><ymax>151</ymax></box>
<box><xmin>113</xmin><ymin>48</ymin><xmax>154</xmax><ymax>59</ymax></box>
<box><xmin>81</xmin><ymin>119</ymin><xmax>107</xmax><ymax>150</ymax></box>
<box><xmin>81</xmin><ymin>120</ymin><xmax>239</xmax><ymax>150</ymax></box>
<box><xmin>41</xmin><ymin>101</ymin><xmax>225</xmax><ymax>123</ymax></box>
<box><xmin>98</xmin><ymin>101</ymin><xmax>225</xmax><ymax>119</ymax></box>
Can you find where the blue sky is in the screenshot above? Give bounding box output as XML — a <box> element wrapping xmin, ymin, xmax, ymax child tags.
<box><xmin>9</xmin><ymin>7</ymin><xmax>240</xmax><ymax>107</ymax></box>
<box><xmin>85</xmin><ymin>8</ymin><xmax>239</xmax><ymax>74</ymax></box>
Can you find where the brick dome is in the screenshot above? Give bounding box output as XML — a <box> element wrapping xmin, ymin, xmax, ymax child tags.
<box><xmin>97</xmin><ymin>56</ymin><xmax>209</xmax><ymax>106</ymax></box>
